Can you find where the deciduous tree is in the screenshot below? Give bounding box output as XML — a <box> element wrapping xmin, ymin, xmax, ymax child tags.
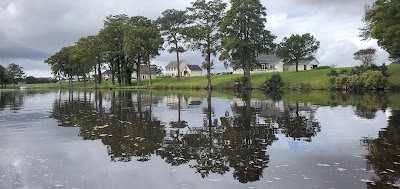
<box><xmin>353</xmin><ymin>47</ymin><xmax>376</xmax><ymax>67</ymax></box>
<box><xmin>276</xmin><ymin>33</ymin><xmax>320</xmax><ymax>72</ymax></box>
<box><xmin>6</xmin><ymin>63</ymin><xmax>25</xmax><ymax>87</ymax></box>
<box><xmin>123</xmin><ymin>16</ymin><xmax>163</xmax><ymax>86</ymax></box>
<box><xmin>360</xmin><ymin>0</ymin><xmax>400</xmax><ymax>62</ymax></box>
<box><xmin>0</xmin><ymin>65</ymin><xmax>6</xmax><ymax>87</ymax></box>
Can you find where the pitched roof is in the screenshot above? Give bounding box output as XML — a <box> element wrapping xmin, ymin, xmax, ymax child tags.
<box><xmin>166</xmin><ymin>60</ymin><xmax>186</xmax><ymax>68</ymax></box>
<box><xmin>256</xmin><ymin>54</ymin><xmax>281</xmax><ymax>63</ymax></box>
<box><xmin>140</xmin><ymin>66</ymin><xmax>157</xmax><ymax>75</ymax></box>
<box><xmin>187</xmin><ymin>64</ymin><xmax>202</xmax><ymax>71</ymax></box>
<box><xmin>256</xmin><ymin>55</ymin><xmax>319</xmax><ymax>64</ymax></box>
<box><xmin>299</xmin><ymin>58</ymin><xmax>319</xmax><ymax>64</ymax></box>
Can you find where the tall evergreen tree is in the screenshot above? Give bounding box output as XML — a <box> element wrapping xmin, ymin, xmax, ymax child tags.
<box><xmin>220</xmin><ymin>0</ymin><xmax>275</xmax><ymax>89</ymax></box>
<box><xmin>185</xmin><ymin>0</ymin><xmax>226</xmax><ymax>90</ymax></box>
<box><xmin>156</xmin><ymin>9</ymin><xmax>189</xmax><ymax>80</ymax></box>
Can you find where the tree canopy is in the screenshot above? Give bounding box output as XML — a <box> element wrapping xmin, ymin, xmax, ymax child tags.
<box><xmin>220</xmin><ymin>0</ymin><xmax>276</xmax><ymax>89</ymax></box>
<box><xmin>360</xmin><ymin>0</ymin><xmax>400</xmax><ymax>63</ymax></box>
<box><xmin>156</xmin><ymin>9</ymin><xmax>189</xmax><ymax>80</ymax></box>
<box><xmin>46</xmin><ymin>14</ymin><xmax>162</xmax><ymax>87</ymax></box>
<box><xmin>0</xmin><ymin>65</ymin><xmax>6</xmax><ymax>87</ymax></box>
<box><xmin>185</xmin><ymin>0</ymin><xmax>226</xmax><ymax>89</ymax></box>
<box><xmin>353</xmin><ymin>47</ymin><xmax>376</xmax><ymax>67</ymax></box>
<box><xmin>276</xmin><ymin>33</ymin><xmax>320</xmax><ymax>72</ymax></box>
<box><xmin>6</xmin><ymin>63</ymin><xmax>25</xmax><ymax>87</ymax></box>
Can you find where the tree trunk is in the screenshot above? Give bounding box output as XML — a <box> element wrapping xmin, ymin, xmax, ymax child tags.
<box><xmin>83</xmin><ymin>72</ymin><xmax>87</xmax><ymax>88</ymax></box>
<box><xmin>137</xmin><ymin>57</ymin><xmax>141</xmax><ymax>86</ymax></box>
<box><xmin>97</xmin><ymin>63</ymin><xmax>102</xmax><ymax>85</ymax></box>
<box><xmin>148</xmin><ymin>59</ymin><xmax>152</xmax><ymax>86</ymax></box>
<box><xmin>117</xmin><ymin>56</ymin><xmax>122</xmax><ymax>85</ymax></box>
<box><xmin>94</xmin><ymin>66</ymin><xmax>98</xmax><ymax>89</ymax></box>
<box><xmin>110</xmin><ymin>62</ymin><xmax>115</xmax><ymax>85</ymax></box>
<box><xmin>206</xmin><ymin>54</ymin><xmax>212</xmax><ymax>90</ymax></box>
<box><xmin>207</xmin><ymin>90</ymin><xmax>212</xmax><ymax>130</ymax></box>
<box><xmin>173</xmin><ymin>35</ymin><xmax>181</xmax><ymax>80</ymax></box>
<box><xmin>58</xmin><ymin>73</ymin><xmax>62</xmax><ymax>88</ymax></box>
<box><xmin>244</xmin><ymin>58</ymin><xmax>252</xmax><ymax>89</ymax></box>
<box><xmin>89</xmin><ymin>73</ymin><xmax>91</xmax><ymax>86</ymax></box>
<box><xmin>296</xmin><ymin>61</ymin><xmax>299</xmax><ymax>72</ymax></box>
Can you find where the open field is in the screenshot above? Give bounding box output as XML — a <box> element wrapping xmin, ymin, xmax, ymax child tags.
<box><xmin>9</xmin><ymin>64</ymin><xmax>400</xmax><ymax>90</ymax></box>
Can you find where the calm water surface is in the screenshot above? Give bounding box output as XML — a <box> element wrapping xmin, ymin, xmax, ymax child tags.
<box><xmin>0</xmin><ymin>89</ymin><xmax>399</xmax><ymax>189</ymax></box>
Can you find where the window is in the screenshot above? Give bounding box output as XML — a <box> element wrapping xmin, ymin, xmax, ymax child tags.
<box><xmin>304</xmin><ymin>65</ymin><xmax>307</xmax><ymax>70</ymax></box>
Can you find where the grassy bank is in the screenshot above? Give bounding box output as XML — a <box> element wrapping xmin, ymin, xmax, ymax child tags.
<box><xmin>9</xmin><ymin>64</ymin><xmax>400</xmax><ymax>90</ymax></box>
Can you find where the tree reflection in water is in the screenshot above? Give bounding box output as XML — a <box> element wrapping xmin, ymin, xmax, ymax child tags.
<box><xmin>0</xmin><ymin>90</ymin><xmax>25</xmax><ymax>112</ymax></box>
<box><xmin>328</xmin><ymin>92</ymin><xmax>389</xmax><ymax>120</ymax></box>
<box><xmin>221</xmin><ymin>90</ymin><xmax>277</xmax><ymax>183</ymax></box>
<box><xmin>51</xmin><ymin>90</ymin><xmax>165</xmax><ymax>162</ymax></box>
<box><xmin>276</xmin><ymin>102</ymin><xmax>320</xmax><ymax>142</ymax></box>
<box><xmin>362</xmin><ymin>110</ymin><xmax>400</xmax><ymax>188</ymax></box>
<box><xmin>50</xmin><ymin>90</ymin><xmax>400</xmax><ymax>184</ymax></box>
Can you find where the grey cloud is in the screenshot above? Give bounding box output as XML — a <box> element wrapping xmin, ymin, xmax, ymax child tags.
<box><xmin>0</xmin><ymin>0</ymin><xmax>391</xmax><ymax>77</ymax></box>
<box><xmin>0</xmin><ymin>46</ymin><xmax>49</xmax><ymax>59</ymax></box>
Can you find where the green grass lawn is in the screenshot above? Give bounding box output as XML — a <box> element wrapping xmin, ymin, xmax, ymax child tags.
<box><xmin>9</xmin><ymin>64</ymin><xmax>400</xmax><ymax>90</ymax></box>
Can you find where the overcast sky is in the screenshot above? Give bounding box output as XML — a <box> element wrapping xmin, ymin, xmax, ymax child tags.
<box><xmin>0</xmin><ymin>0</ymin><xmax>389</xmax><ymax>77</ymax></box>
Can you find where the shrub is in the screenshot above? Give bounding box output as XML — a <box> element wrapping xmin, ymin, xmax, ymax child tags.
<box><xmin>327</xmin><ymin>69</ymin><xmax>338</xmax><ymax>77</ymax></box>
<box><xmin>339</xmin><ymin>69</ymin><xmax>349</xmax><ymax>75</ymax></box>
<box><xmin>262</xmin><ymin>74</ymin><xmax>283</xmax><ymax>90</ymax></box>
<box><xmin>361</xmin><ymin>70</ymin><xmax>389</xmax><ymax>90</ymax></box>
<box><xmin>314</xmin><ymin>66</ymin><xmax>331</xmax><ymax>70</ymax></box>
<box><xmin>290</xmin><ymin>82</ymin><xmax>311</xmax><ymax>91</ymax></box>
<box><xmin>381</xmin><ymin>63</ymin><xmax>389</xmax><ymax>77</ymax></box>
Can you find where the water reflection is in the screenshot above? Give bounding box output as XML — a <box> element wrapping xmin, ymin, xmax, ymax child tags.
<box><xmin>0</xmin><ymin>90</ymin><xmax>25</xmax><ymax>112</ymax></box>
<box><xmin>328</xmin><ymin>92</ymin><xmax>389</xmax><ymax>119</ymax></box>
<box><xmin>222</xmin><ymin>91</ymin><xmax>277</xmax><ymax>183</ymax></box>
<box><xmin>51</xmin><ymin>90</ymin><xmax>165</xmax><ymax>162</ymax></box>
<box><xmin>362</xmin><ymin>110</ymin><xmax>400</xmax><ymax>188</ymax></box>
<box><xmin>44</xmin><ymin>89</ymin><xmax>400</xmax><ymax>186</ymax></box>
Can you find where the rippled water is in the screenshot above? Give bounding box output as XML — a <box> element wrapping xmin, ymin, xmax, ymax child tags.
<box><xmin>0</xmin><ymin>89</ymin><xmax>399</xmax><ymax>189</ymax></box>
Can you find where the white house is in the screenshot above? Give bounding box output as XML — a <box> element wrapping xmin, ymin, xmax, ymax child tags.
<box><xmin>132</xmin><ymin>66</ymin><xmax>157</xmax><ymax>80</ymax></box>
<box><xmin>231</xmin><ymin>54</ymin><xmax>319</xmax><ymax>74</ymax></box>
<box><xmin>102</xmin><ymin>66</ymin><xmax>157</xmax><ymax>81</ymax></box>
<box><xmin>165</xmin><ymin>60</ymin><xmax>203</xmax><ymax>77</ymax></box>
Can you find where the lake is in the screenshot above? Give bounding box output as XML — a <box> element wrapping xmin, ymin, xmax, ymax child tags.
<box><xmin>0</xmin><ymin>89</ymin><xmax>399</xmax><ymax>189</ymax></box>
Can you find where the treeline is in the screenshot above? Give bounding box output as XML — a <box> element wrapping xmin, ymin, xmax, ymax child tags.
<box><xmin>0</xmin><ymin>63</ymin><xmax>25</xmax><ymax>87</ymax></box>
<box><xmin>44</xmin><ymin>0</ymin><xmax>279</xmax><ymax>89</ymax></box>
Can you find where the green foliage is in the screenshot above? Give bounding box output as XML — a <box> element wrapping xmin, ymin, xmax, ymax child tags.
<box><xmin>329</xmin><ymin>70</ymin><xmax>389</xmax><ymax>90</ymax></box>
<box><xmin>123</xmin><ymin>16</ymin><xmax>163</xmax><ymax>86</ymax></box>
<box><xmin>361</xmin><ymin>70</ymin><xmax>389</xmax><ymax>90</ymax></box>
<box><xmin>314</xmin><ymin>66</ymin><xmax>331</xmax><ymax>70</ymax></box>
<box><xmin>262</xmin><ymin>74</ymin><xmax>283</xmax><ymax>90</ymax></box>
<box><xmin>353</xmin><ymin>47</ymin><xmax>376</xmax><ymax>66</ymax></box>
<box><xmin>290</xmin><ymin>82</ymin><xmax>311</xmax><ymax>91</ymax></box>
<box><xmin>276</xmin><ymin>33</ymin><xmax>320</xmax><ymax>72</ymax></box>
<box><xmin>361</xmin><ymin>0</ymin><xmax>400</xmax><ymax>60</ymax></box>
<box><xmin>327</xmin><ymin>69</ymin><xmax>338</xmax><ymax>77</ymax></box>
<box><xmin>156</xmin><ymin>9</ymin><xmax>189</xmax><ymax>80</ymax></box>
<box><xmin>25</xmin><ymin>76</ymin><xmax>56</xmax><ymax>84</ymax></box>
<box><xmin>220</xmin><ymin>0</ymin><xmax>276</xmax><ymax>89</ymax></box>
<box><xmin>184</xmin><ymin>0</ymin><xmax>226</xmax><ymax>89</ymax></box>
<box><xmin>0</xmin><ymin>65</ymin><xmax>6</xmax><ymax>86</ymax></box>
<box><xmin>6</xmin><ymin>63</ymin><xmax>25</xmax><ymax>87</ymax></box>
